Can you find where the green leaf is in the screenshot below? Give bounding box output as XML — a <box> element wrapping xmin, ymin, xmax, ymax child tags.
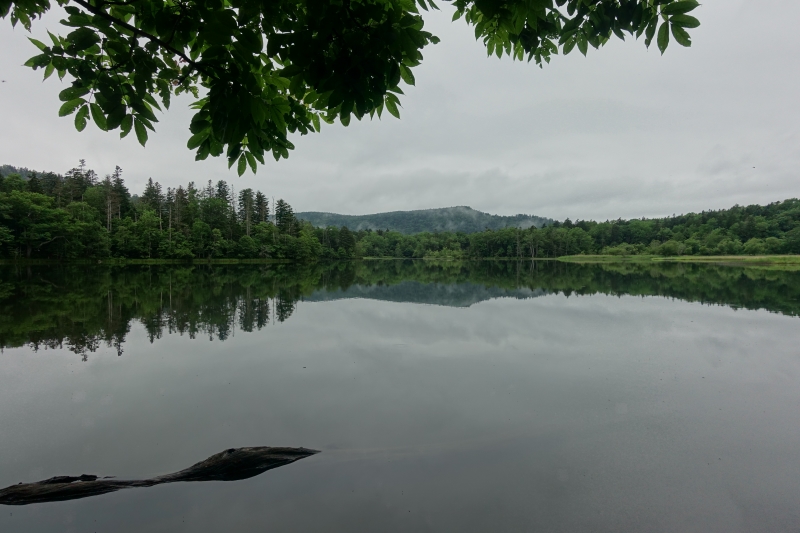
<box><xmin>577</xmin><ymin>34</ymin><xmax>588</xmax><ymax>56</ymax></box>
<box><xmin>23</xmin><ymin>54</ymin><xmax>50</xmax><ymax>68</ymax></box>
<box><xmin>399</xmin><ymin>64</ymin><xmax>416</xmax><ymax>86</ymax></box>
<box><xmin>120</xmin><ymin>115</ymin><xmax>133</xmax><ymax>139</ymax></box>
<box><xmin>59</xmin><ymin>86</ymin><xmax>90</xmax><ymax>102</ymax></box>
<box><xmin>106</xmin><ymin>106</ymin><xmax>126</xmax><ymax>130</ymax></box>
<box><xmin>311</xmin><ymin>114</ymin><xmax>321</xmax><ymax>132</ymax></box>
<box><xmin>66</xmin><ymin>27</ymin><xmax>100</xmax><ymax>51</ymax></box>
<box><xmin>644</xmin><ymin>17</ymin><xmax>658</xmax><ymax>47</ymax></box>
<box><xmin>187</xmin><ymin>131</ymin><xmax>209</xmax><ymax>150</ymax></box>
<box><xmin>195</xmin><ymin>142</ymin><xmax>210</xmax><ymax>161</ymax></box>
<box><xmin>134</xmin><ymin>118</ymin><xmax>148</xmax><ymax>146</ymax></box>
<box><xmin>269</xmin><ymin>106</ymin><xmax>287</xmax><ymax>132</ymax></box>
<box><xmin>227</xmin><ymin>143</ymin><xmax>242</xmax><ymax>166</ymax></box>
<box><xmin>670</xmin><ymin>14</ymin><xmax>700</xmax><ymax>29</ymax></box>
<box><xmin>657</xmin><ymin>22</ymin><xmax>670</xmax><ymax>54</ymax></box>
<box><xmin>90</xmin><ymin>103</ymin><xmax>108</xmax><ymax>131</ymax></box>
<box><xmin>385</xmin><ymin>95</ymin><xmax>400</xmax><ymax>119</ymax></box>
<box><xmin>43</xmin><ymin>63</ymin><xmax>55</xmax><ymax>80</ymax></box>
<box><xmin>28</xmin><ymin>37</ymin><xmax>47</xmax><ymax>51</ymax></box>
<box><xmin>237</xmin><ymin>153</ymin><xmax>247</xmax><ymax>176</ymax></box>
<box><xmin>143</xmin><ymin>93</ymin><xmax>162</xmax><ymax>112</ymax></box>
<box><xmin>670</xmin><ymin>23</ymin><xmax>692</xmax><ymax>47</ymax></box>
<box><xmin>661</xmin><ymin>1</ymin><xmax>700</xmax><ymax>16</ymax></box>
<box><xmin>59</xmin><ymin>98</ymin><xmax>85</xmax><ymax>117</ymax></box>
<box><xmin>271</xmin><ymin>77</ymin><xmax>291</xmax><ymax>89</ymax></box>
<box><xmin>47</xmin><ymin>31</ymin><xmax>60</xmax><ymax>47</ymax></box>
<box><xmin>245</xmin><ymin>152</ymin><xmax>257</xmax><ymax>174</ymax></box>
<box><xmin>74</xmin><ymin>105</ymin><xmax>89</xmax><ymax>132</ymax></box>
<box><xmin>137</xmin><ymin>116</ymin><xmax>156</xmax><ymax>131</ymax></box>
<box><xmin>130</xmin><ymin>101</ymin><xmax>159</xmax><ymax>123</ymax></box>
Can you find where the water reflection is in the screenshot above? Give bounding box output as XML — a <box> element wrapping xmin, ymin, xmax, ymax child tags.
<box><xmin>1</xmin><ymin>259</ymin><xmax>799</xmax><ymax>358</ymax></box>
<box><xmin>0</xmin><ymin>447</ymin><xmax>318</xmax><ymax>505</ymax></box>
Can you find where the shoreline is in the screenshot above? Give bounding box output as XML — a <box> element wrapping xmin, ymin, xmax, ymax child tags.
<box><xmin>2</xmin><ymin>255</ymin><xmax>800</xmax><ymax>268</ymax></box>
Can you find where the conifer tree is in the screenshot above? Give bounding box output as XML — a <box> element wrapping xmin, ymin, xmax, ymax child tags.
<box><xmin>26</xmin><ymin>172</ymin><xmax>43</xmax><ymax>194</ymax></box>
<box><xmin>255</xmin><ymin>192</ymin><xmax>269</xmax><ymax>224</ymax></box>
<box><xmin>111</xmin><ymin>167</ymin><xmax>130</xmax><ymax>219</ymax></box>
<box><xmin>238</xmin><ymin>188</ymin><xmax>255</xmax><ymax>236</ymax></box>
<box><xmin>141</xmin><ymin>177</ymin><xmax>164</xmax><ymax>229</ymax></box>
<box><xmin>275</xmin><ymin>199</ymin><xmax>295</xmax><ymax>235</ymax></box>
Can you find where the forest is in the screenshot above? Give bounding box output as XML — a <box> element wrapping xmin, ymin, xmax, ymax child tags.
<box><xmin>1</xmin><ymin>163</ymin><xmax>799</xmax><ymax>261</ymax></box>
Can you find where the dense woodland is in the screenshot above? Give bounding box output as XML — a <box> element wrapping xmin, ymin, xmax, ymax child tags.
<box><xmin>1</xmin><ymin>163</ymin><xmax>800</xmax><ymax>260</ymax></box>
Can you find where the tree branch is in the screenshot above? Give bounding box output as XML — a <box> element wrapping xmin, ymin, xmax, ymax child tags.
<box><xmin>70</xmin><ymin>0</ymin><xmax>209</xmax><ymax>77</ymax></box>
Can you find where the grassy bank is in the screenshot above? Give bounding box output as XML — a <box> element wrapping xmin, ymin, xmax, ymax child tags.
<box><xmin>557</xmin><ymin>255</ymin><xmax>658</xmax><ymax>263</ymax></box>
<box><xmin>558</xmin><ymin>254</ymin><xmax>800</xmax><ymax>269</ymax></box>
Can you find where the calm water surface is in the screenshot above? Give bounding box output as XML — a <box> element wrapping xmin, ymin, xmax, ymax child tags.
<box><xmin>1</xmin><ymin>261</ymin><xmax>799</xmax><ymax>532</ymax></box>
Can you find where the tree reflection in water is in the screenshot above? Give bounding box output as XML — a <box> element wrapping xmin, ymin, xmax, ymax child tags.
<box><xmin>1</xmin><ymin>260</ymin><xmax>799</xmax><ymax>359</ymax></box>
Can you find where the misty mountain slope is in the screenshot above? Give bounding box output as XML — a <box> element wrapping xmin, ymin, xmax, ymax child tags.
<box><xmin>296</xmin><ymin>206</ymin><xmax>552</xmax><ymax>234</ymax></box>
<box><xmin>0</xmin><ymin>164</ymin><xmax>35</xmax><ymax>179</ymax></box>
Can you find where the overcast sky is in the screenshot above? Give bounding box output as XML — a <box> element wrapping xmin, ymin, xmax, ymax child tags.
<box><xmin>1</xmin><ymin>0</ymin><xmax>798</xmax><ymax>220</ymax></box>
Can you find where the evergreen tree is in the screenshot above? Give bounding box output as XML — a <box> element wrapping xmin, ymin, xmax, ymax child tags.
<box><xmin>215</xmin><ymin>180</ymin><xmax>230</xmax><ymax>202</ymax></box>
<box><xmin>111</xmin><ymin>167</ymin><xmax>130</xmax><ymax>219</ymax></box>
<box><xmin>339</xmin><ymin>226</ymin><xmax>356</xmax><ymax>256</ymax></box>
<box><xmin>254</xmin><ymin>192</ymin><xmax>269</xmax><ymax>223</ymax></box>
<box><xmin>26</xmin><ymin>172</ymin><xmax>43</xmax><ymax>194</ymax></box>
<box><xmin>166</xmin><ymin>187</ymin><xmax>175</xmax><ymax>240</ymax></box>
<box><xmin>238</xmin><ymin>188</ymin><xmax>255</xmax><ymax>236</ymax></box>
<box><xmin>40</xmin><ymin>172</ymin><xmax>61</xmax><ymax>199</ymax></box>
<box><xmin>173</xmin><ymin>186</ymin><xmax>189</xmax><ymax>230</ymax></box>
<box><xmin>101</xmin><ymin>174</ymin><xmax>119</xmax><ymax>231</ymax></box>
<box><xmin>64</xmin><ymin>160</ymin><xmax>96</xmax><ymax>202</ymax></box>
<box><xmin>275</xmin><ymin>199</ymin><xmax>295</xmax><ymax>234</ymax></box>
<box><xmin>202</xmin><ymin>180</ymin><xmax>215</xmax><ymax>200</ymax></box>
<box><xmin>141</xmin><ymin>178</ymin><xmax>164</xmax><ymax>229</ymax></box>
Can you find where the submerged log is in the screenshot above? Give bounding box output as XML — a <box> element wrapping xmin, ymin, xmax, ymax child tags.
<box><xmin>0</xmin><ymin>446</ymin><xmax>319</xmax><ymax>506</ymax></box>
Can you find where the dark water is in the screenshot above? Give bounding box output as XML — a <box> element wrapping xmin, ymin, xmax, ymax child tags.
<box><xmin>1</xmin><ymin>260</ymin><xmax>800</xmax><ymax>532</ymax></box>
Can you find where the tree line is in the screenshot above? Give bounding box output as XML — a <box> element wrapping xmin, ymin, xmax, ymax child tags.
<box><xmin>0</xmin><ymin>161</ymin><xmax>322</xmax><ymax>260</ymax></box>
<box><xmin>1</xmin><ymin>163</ymin><xmax>799</xmax><ymax>260</ymax></box>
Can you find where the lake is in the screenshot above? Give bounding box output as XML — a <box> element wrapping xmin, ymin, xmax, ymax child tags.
<box><xmin>1</xmin><ymin>260</ymin><xmax>799</xmax><ymax>532</ymax></box>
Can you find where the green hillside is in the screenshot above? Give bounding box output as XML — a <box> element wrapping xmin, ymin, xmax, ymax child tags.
<box><xmin>296</xmin><ymin>206</ymin><xmax>552</xmax><ymax>234</ymax></box>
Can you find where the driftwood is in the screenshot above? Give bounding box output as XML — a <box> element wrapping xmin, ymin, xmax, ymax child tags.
<box><xmin>0</xmin><ymin>446</ymin><xmax>319</xmax><ymax>506</ymax></box>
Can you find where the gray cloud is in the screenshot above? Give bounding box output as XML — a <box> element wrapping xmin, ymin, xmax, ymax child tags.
<box><xmin>1</xmin><ymin>0</ymin><xmax>798</xmax><ymax>220</ymax></box>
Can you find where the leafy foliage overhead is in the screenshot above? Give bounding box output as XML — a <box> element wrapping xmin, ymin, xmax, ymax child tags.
<box><xmin>1</xmin><ymin>0</ymin><xmax>700</xmax><ymax>174</ymax></box>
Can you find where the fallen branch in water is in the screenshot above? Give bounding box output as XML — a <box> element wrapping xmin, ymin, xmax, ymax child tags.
<box><xmin>0</xmin><ymin>446</ymin><xmax>319</xmax><ymax>505</ymax></box>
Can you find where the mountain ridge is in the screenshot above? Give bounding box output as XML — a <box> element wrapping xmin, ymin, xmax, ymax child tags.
<box><xmin>297</xmin><ymin>206</ymin><xmax>552</xmax><ymax>234</ymax></box>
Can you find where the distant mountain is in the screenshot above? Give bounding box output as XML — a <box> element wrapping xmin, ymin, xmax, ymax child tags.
<box><xmin>296</xmin><ymin>206</ymin><xmax>552</xmax><ymax>234</ymax></box>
